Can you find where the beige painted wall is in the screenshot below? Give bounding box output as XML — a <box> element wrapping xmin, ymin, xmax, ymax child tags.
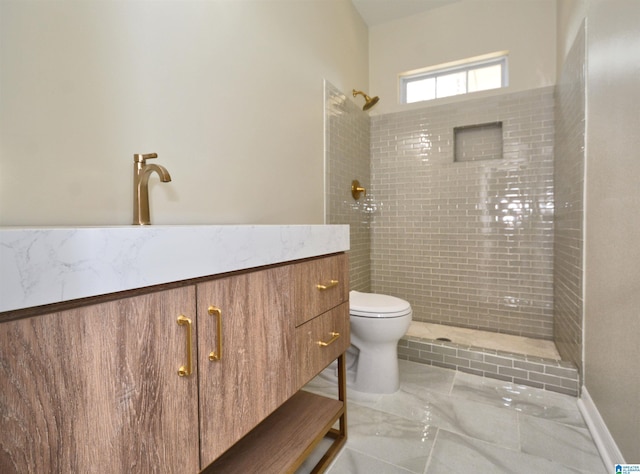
<box><xmin>582</xmin><ymin>0</ymin><xmax>640</xmax><ymax>462</ymax></box>
<box><xmin>556</xmin><ymin>0</ymin><xmax>587</xmax><ymax>68</ymax></box>
<box><xmin>0</xmin><ymin>1</ymin><xmax>368</xmax><ymax>226</ymax></box>
<box><xmin>558</xmin><ymin>0</ymin><xmax>640</xmax><ymax>461</ymax></box>
<box><xmin>368</xmin><ymin>0</ymin><xmax>556</xmax><ymax>116</ymax></box>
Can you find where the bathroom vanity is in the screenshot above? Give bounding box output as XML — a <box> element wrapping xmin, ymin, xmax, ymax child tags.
<box><xmin>0</xmin><ymin>225</ymin><xmax>350</xmax><ymax>473</ymax></box>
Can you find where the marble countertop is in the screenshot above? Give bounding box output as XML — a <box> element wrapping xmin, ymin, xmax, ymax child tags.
<box><xmin>0</xmin><ymin>225</ymin><xmax>349</xmax><ymax>313</ymax></box>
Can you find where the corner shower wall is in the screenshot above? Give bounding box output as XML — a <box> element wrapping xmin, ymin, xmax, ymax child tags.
<box><xmin>370</xmin><ymin>87</ymin><xmax>555</xmax><ymax>340</ymax></box>
<box><xmin>553</xmin><ymin>22</ymin><xmax>585</xmax><ymax>373</ymax></box>
<box><xmin>325</xmin><ymin>81</ymin><xmax>371</xmax><ymax>292</ymax></box>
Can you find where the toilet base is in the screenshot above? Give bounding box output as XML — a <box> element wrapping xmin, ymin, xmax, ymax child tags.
<box><xmin>317</xmin><ymin>345</ymin><xmax>401</xmax><ymax>394</ymax></box>
<box><xmin>352</xmin><ymin>342</ymin><xmax>400</xmax><ymax>394</ymax></box>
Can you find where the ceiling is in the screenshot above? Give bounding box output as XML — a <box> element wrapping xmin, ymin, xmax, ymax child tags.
<box><xmin>351</xmin><ymin>0</ymin><xmax>461</xmax><ymax>26</ymax></box>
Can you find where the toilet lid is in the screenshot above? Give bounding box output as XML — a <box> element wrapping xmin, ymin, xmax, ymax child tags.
<box><xmin>349</xmin><ymin>290</ymin><xmax>412</xmax><ymax>318</ymax></box>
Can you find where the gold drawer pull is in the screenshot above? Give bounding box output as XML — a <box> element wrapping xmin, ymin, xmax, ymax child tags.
<box><xmin>316</xmin><ymin>280</ymin><xmax>339</xmax><ymax>291</ymax></box>
<box><xmin>318</xmin><ymin>332</ymin><xmax>340</xmax><ymax>347</ymax></box>
<box><xmin>208</xmin><ymin>306</ymin><xmax>223</xmax><ymax>361</ymax></box>
<box><xmin>177</xmin><ymin>315</ymin><xmax>193</xmax><ymax>377</ymax></box>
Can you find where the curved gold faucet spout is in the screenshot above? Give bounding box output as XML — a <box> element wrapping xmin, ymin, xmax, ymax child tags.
<box><xmin>141</xmin><ymin>163</ymin><xmax>172</xmax><ymax>183</ymax></box>
<box><xmin>133</xmin><ymin>153</ymin><xmax>172</xmax><ymax>225</ymax></box>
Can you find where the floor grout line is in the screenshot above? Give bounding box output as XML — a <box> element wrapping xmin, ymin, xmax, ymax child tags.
<box><xmin>422</xmin><ymin>427</ymin><xmax>439</xmax><ymax>474</ymax></box>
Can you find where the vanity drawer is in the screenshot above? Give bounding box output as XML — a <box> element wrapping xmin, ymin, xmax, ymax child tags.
<box><xmin>295</xmin><ymin>302</ymin><xmax>349</xmax><ymax>390</ymax></box>
<box><xmin>291</xmin><ymin>253</ymin><xmax>348</xmax><ymax>327</ymax></box>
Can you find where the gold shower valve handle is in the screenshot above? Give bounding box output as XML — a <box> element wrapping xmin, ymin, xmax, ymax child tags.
<box><xmin>351</xmin><ymin>180</ymin><xmax>366</xmax><ymax>200</ymax></box>
<box><xmin>177</xmin><ymin>315</ymin><xmax>193</xmax><ymax>377</ymax></box>
<box><xmin>208</xmin><ymin>306</ymin><xmax>223</xmax><ymax>361</ymax></box>
<box><xmin>318</xmin><ymin>332</ymin><xmax>340</xmax><ymax>347</ymax></box>
<box><xmin>316</xmin><ymin>280</ymin><xmax>339</xmax><ymax>291</ymax></box>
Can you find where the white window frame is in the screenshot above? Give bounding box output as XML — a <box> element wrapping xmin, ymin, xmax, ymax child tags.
<box><xmin>400</xmin><ymin>54</ymin><xmax>509</xmax><ymax>104</ymax></box>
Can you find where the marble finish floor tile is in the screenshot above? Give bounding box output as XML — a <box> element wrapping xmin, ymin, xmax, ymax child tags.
<box><xmin>395</xmin><ymin>358</ymin><xmax>456</xmax><ymax>395</ymax></box>
<box><xmin>425</xmin><ymin>430</ymin><xmax>588</xmax><ymax>474</ymax></box>
<box><xmin>519</xmin><ymin>415</ymin><xmax>607</xmax><ymax>473</ymax></box>
<box><xmin>298</xmin><ymin>360</ymin><xmax>606</xmax><ymax>474</ymax></box>
<box><xmin>450</xmin><ymin>370</ymin><xmax>587</xmax><ymax>427</ymax></box>
<box><xmin>327</xmin><ymin>448</ymin><xmax>415</xmax><ymax>474</ymax></box>
<box><xmin>372</xmin><ymin>383</ymin><xmax>520</xmax><ymax>450</ymax></box>
<box><xmin>346</xmin><ymin>404</ymin><xmax>437</xmax><ymax>473</ymax></box>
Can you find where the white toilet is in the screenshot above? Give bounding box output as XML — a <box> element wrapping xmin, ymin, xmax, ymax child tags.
<box><xmin>348</xmin><ymin>290</ymin><xmax>412</xmax><ymax>394</ymax></box>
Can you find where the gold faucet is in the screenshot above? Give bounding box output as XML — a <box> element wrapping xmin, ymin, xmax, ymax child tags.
<box><xmin>133</xmin><ymin>153</ymin><xmax>172</xmax><ymax>225</ymax></box>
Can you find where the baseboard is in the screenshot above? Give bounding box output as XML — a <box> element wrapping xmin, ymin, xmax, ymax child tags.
<box><xmin>578</xmin><ymin>386</ymin><xmax>626</xmax><ymax>468</ymax></box>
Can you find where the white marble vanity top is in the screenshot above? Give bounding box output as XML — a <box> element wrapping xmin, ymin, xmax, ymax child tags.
<box><xmin>0</xmin><ymin>225</ymin><xmax>349</xmax><ymax>313</ymax></box>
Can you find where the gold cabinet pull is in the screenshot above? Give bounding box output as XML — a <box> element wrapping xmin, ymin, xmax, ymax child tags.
<box><xmin>316</xmin><ymin>280</ymin><xmax>339</xmax><ymax>291</ymax></box>
<box><xmin>208</xmin><ymin>306</ymin><xmax>223</xmax><ymax>361</ymax></box>
<box><xmin>318</xmin><ymin>332</ymin><xmax>340</xmax><ymax>347</ymax></box>
<box><xmin>177</xmin><ymin>315</ymin><xmax>193</xmax><ymax>377</ymax></box>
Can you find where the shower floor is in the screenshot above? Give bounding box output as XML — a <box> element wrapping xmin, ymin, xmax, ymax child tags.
<box><xmin>400</xmin><ymin>321</ymin><xmax>578</xmax><ymax>396</ymax></box>
<box><xmin>406</xmin><ymin>321</ymin><xmax>560</xmax><ymax>360</ymax></box>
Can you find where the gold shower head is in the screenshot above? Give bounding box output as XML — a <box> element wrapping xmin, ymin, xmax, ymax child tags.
<box><xmin>352</xmin><ymin>89</ymin><xmax>379</xmax><ymax>111</ymax></box>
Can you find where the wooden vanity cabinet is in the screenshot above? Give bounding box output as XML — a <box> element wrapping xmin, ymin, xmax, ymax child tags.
<box><xmin>0</xmin><ymin>252</ymin><xmax>349</xmax><ymax>474</ymax></box>
<box><xmin>0</xmin><ymin>286</ymin><xmax>200</xmax><ymax>474</ymax></box>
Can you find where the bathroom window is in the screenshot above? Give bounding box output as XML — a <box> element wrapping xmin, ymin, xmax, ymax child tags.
<box><xmin>400</xmin><ymin>54</ymin><xmax>508</xmax><ymax>104</ymax></box>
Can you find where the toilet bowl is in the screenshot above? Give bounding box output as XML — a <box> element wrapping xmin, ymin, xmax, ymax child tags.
<box><xmin>349</xmin><ymin>290</ymin><xmax>412</xmax><ymax>394</ymax></box>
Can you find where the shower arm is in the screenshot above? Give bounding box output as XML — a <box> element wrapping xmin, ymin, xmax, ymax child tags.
<box><xmin>352</xmin><ymin>89</ymin><xmax>379</xmax><ymax>111</ymax></box>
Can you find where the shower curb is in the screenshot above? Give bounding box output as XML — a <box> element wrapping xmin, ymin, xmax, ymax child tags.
<box><xmin>399</xmin><ymin>335</ymin><xmax>579</xmax><ymax>397</ymax></box>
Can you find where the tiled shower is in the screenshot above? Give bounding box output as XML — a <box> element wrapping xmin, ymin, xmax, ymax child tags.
<box><xmin>325</xmin><ymin>24</ymin><xmax>585</xmax><ymax>393</ymax></box>
<box><xmin>369</xmin><ymin>87</ymin><xmax>555</xmax><ymax>340</ymax></box>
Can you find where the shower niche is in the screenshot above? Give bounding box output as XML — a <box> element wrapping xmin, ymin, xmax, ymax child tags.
<box><xmin>454</xmin><ymin>121</ymin><xmax>503</xmax><ymax>162</ymax></box>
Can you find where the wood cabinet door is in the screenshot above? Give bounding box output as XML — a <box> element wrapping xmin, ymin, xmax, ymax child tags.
<box><xmin>0</xmin><ymin>287</ymin><xmax>199</xmax><ymax>474</ymax></box>
<box><xmin>197</xmin><ymin>266</ymin><xmax>295</xmax><ymax>467</ymax></box>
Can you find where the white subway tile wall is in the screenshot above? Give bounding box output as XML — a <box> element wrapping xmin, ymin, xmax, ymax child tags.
<box><xmin>325</xmin><ymin>81</ymin><xmax>371</xmax><ymax>292</ymax></box>
<box><xmin>371</xmin><ymin>87</ymin><xmax>555</xmax><ymax>339</ymax></box>
<box><xmin>553</xmin><ymin>22</ymin><xmax>585</xmax><ymax>374</ymax></box>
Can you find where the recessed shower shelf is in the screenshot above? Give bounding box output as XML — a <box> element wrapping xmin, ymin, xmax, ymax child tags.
<box><xmin>454</xmin><ymin>121</ymin><xmax>503</xmax><ymax>162</ymax></box>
